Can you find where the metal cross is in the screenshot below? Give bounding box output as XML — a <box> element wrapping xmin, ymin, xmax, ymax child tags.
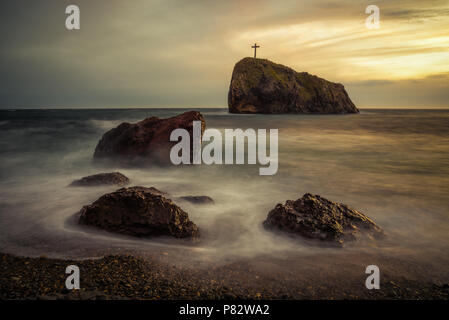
<box><xmin>252</xmin><ymin>43</ymin><xmax>260</xmax><ymax>58</ymax></box>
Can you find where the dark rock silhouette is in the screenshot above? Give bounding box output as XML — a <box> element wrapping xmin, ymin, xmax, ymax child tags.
<box><xmin>69</xmin><ymin>172</ymin><xmax>130</xmax><ymax>187</ymax></box>
<box><xmin>78</xmin><ymin>186</ymin><xmax>199</xmax><ymax>239</ymax></box>
<box><xmin>228</xmin><ymin>58</ymin><xmax>358</xmax><ymax>114</ymax></box>
<box><xmin>179</xmin><ymin>196</ymin><xmax>214</xmax><ymax>205</ymax></box>
<box><xmin>263</xmin><ymin>194</ymin><xmax>383</xmax><ymax>245</ymax></box>
<box><xmin>93</xmin><ymin>111</ymin><xmax>205</xmax><ymax>165</ymax></box>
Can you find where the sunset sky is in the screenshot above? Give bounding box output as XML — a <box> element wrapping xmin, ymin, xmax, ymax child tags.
<box><xmin>0</xmin><ymin>0</ymin><xmax>448</xmax><ymax>108</ymax></box>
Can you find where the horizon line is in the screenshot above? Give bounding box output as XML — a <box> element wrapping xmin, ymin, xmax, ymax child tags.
<box><xmin>1</xmin><ymin>106</ymin><xmax>449</xmax><ymax>110</ymax></box>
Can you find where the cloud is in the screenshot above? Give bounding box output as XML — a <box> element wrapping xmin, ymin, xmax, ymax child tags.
<box><xmin>0</xmin><ymin>0</ymin><xmax>448</xmax><ymax>108</ymax></box>
<box><xmin>346</xmin><ymin>73</ymin><xmax>449</xmax><ymax>108</ymax></box>
<box><xmin>348</xmin><ymin>80</ymin><xmax>395</xmax><ymax>87</ymax></box>
<box><xmin>383</xmin><ymin>8</ymin><xmax>449</xmax><ymax>22</ymax></box>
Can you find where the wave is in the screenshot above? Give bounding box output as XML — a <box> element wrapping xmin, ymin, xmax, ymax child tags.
<box><xmin>88</xmin><ymin>119</ymin><xmax>124</xmax><ymax>131</ymax></box>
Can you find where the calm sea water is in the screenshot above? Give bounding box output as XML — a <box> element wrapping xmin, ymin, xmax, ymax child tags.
<box><xmin>0</xmin><ymin>108</ymin><xmax>448</xmax><ymax>261</ymax></box>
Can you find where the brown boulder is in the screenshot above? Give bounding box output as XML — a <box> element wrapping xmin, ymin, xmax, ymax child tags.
<box><xmin>93</xmin><ymin>111</ymin><xmax>205</xmax><ymax>165</ymax></box>
<box><xmin>263</xmin><ymin>193</ymin><xmax>384</xmax><ymax>245</ymax></box>
<box><xmin>69</xmin><ymin>172</ymin><xmax>130</xmax><ymax>187</ymax></box>
<box><xmin>78</xmin><ymin>186</ymin><xmax>199</xmax><ymax>239</ymax></box>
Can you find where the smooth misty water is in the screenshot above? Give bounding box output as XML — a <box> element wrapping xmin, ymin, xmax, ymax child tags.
<box><xmin>0</xmin><ymin>108</ymin><xmax>448</xmax><ymax>264</ymax></box>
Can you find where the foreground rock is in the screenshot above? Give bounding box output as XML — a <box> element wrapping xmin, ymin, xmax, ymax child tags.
<box><xmin>93</xmin><ymin>111</ymin><xmax>205</xmax><ymax>165</ymax></box>
<box><xmin>69</xmin><ymin>172</ymin><xmax>130</xmax><ymax>187</ymax></box>
<box><xmin>228</xmin><ymin>57</ymin><xmax>358</xmax><ymax>114</ymax></box>
<box><xmin>179</xmin><ymin>196</ymin><xmax>215</xmax><ymax>205</ymax></box>
<box><xmin>263</xmin><ymin>194</ymin><xmax>384</xmax><ymax>245</ymax></box>
<box><xmin>79</xmin><ymin>186</ymin><xmax>199</xmax><ymax>239</ymax></box>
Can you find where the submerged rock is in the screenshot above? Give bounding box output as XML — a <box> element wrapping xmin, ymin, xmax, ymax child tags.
<box><xmin>93</xmin><ymin>111</ymin><xmax>206</xmax><ymax>165</ymax></box>
<box><xmin>263</xmin><ymin>194</ymin><xmax>384</xmax><ymax>245</ymax></box>
<box><xmin>69</xmin><ymin>172</ymin><xmax>130</xmax><ymax>187</ymax></box>
<box><xmin>179</xmin><ymin>196</ymin><xmax>215</xmax><ymax>205</ymax></box>
<box><xmin>78</xmin><ymin>186</ymin><xmax>199</xmax><ymax>239</ymax></box>
<box><xmin>228</xmin><ymin>58</ymin><xmax>358</xmax><ymax>114</ymax></box>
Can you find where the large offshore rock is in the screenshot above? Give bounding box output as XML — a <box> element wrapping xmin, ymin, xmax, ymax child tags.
<box><xmin>263</xmin><ymin>194</ymin><xmax>383</xmax><ymax>245</ymax></box>
<box><xmin>228</xmin><ymin>58</ymin><xmax>358</xmax><ymax>114</ymax></box>
<box><xmin>93</xmin><ymin>111</ymin><xmax>205</xmax><ymax>165</ymax></box>
<box><xmin>78</xmin><ymin>186</ymin><xmax>199</xmax><ymax>239</ymax></box>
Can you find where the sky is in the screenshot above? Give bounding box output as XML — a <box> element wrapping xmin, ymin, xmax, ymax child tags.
<box><xmin>0</xmin><ymin>0</ymin><xmax>448</xmax><ymax>109</ymax></box>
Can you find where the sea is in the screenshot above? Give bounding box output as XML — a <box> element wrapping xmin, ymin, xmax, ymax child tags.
<box><xmin>0</xmin><ymin>108</ymin><xmax>448</xmax><ymax>265</ymax></box>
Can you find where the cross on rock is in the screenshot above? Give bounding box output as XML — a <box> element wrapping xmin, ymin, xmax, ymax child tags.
<box><xmin>252</xmin><ymin>43</ymin><xmax>260</xmax><ymax>58</ymax></box>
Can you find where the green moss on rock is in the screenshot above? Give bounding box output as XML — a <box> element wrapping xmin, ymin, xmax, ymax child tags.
<box><xmin>228</xmin><ymin>57</ymin><xmax>358</xmax><ymax>114</ymax></box>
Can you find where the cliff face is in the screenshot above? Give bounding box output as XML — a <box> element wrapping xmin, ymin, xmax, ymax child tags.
<box><xmin>228</xmin><ymin>58</ymin><xmax>358</xmax><ymax>114</ymax></box>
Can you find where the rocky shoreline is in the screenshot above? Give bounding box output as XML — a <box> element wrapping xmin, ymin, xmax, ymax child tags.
<box><xmin>1</xmin><ymin>252</ymin><xmax>448</xmax><ymax>300</ymax></box>
<box><xmin>2</xmin><ymin>109</ymin><xmax>447</xmax><ymax>301</ymax></box>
